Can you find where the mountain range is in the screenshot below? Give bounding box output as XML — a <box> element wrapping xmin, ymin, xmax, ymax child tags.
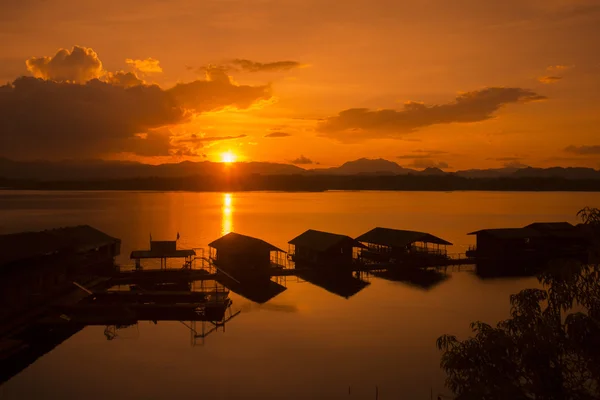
<box><xmin>1</xmin><ymin>157</ymin><xmax>600</xmax><ymax>181</ymax></box>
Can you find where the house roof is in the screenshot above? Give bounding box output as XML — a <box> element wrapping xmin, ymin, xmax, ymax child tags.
<box><xmin>208</xmin><ymin>232</ymin><xmax>284</xmax><ymax>253</ymax></box>
<box><xmin>524</xmin><ymin>222</ymin><xmax>576</xmax><ymax>231</ymax></box>
<box><xmin>288</xmin><ymin>229</ymin><xmax>365</xmax><ymax>252</ymax></box>
<box><xmin>467</xmin><ymin>228</ymin><xmax>543</xmax><ymax>239</ymax></box>
<box><xmin>356</xmin><ymin>227</ymin><xmax>452</xmax><ymax>247</ymax></box>
<box><xmin>0</xmin><ymin>225</ymin><xmax>120</xmax><ymax>268</ymax></box>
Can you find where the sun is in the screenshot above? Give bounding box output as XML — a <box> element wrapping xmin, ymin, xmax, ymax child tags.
<box><xmin>220</xmin><ymin>151</ymin><xmax>237</xmax><ymax>163</ymax></box>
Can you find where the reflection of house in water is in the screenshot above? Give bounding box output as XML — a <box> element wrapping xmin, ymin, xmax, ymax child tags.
<box><xmin>0</xmin><ymin>225</ymin><xmax>120</xmax><ymax>322</ymax></box>
<box><xmin>356</xmin><ymin>227</ymin><xmax>452</xmax><ymax>267</ymax></box>
<box><xmin>467</xmin><ymin>222</ymin><xmax>589</xmax><ymax>262</ymax></box>
<box><xmin>219</xmin><ymin>276</ymin><xmax>287</xmax><ymax>304</ymax></box>
<box><xmin>208</xmin><ymin>232</ymin><xmax>286</xmax><ymax>280</ymax></box>
<box><xmin>288</xmin><ymin>229</ymin><xmax>365</xmax><ymax>268</ymax></box>
<box><xmin>296</xmin><ymin>270</ymin><xmax>370</xmax><ymax>299</ymax></box>
<box><xmin>370</xmin><ymin>268</ymin><xmax>449</xmax><ymax>290</ymax></box>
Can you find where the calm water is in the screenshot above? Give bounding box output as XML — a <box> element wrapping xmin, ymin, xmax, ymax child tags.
<box><xmin>0</xmin><ymin>190</ymin><xmax>598</xmax><ymax>399</ymax></box>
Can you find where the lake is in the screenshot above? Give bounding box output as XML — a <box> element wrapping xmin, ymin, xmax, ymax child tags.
<box><xmin>0</xmin><ymin>190</ymin><xmax>597</xmax><ymax>399</ymax></box>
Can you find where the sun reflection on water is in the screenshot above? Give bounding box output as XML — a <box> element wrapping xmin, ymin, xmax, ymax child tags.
<box><xmin>221</xmin><ymin>193</ymin><xmax>233</xmax><ymax>235</ymax></box>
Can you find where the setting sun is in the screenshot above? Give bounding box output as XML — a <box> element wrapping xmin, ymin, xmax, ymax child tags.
<box><xmin>220</xmin><ymin>151</ymin><xmax>236</xmax><ymax>163</ymax></box>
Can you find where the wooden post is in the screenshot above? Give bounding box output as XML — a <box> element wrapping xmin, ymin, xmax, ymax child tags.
<box><xmin>375</xmin><ymin>386</ymin><xmax>378</xmax><ymax>399</ymax></box>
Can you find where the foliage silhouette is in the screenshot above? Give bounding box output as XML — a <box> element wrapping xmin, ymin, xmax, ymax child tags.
<box><xmin>436</xmin><ymin>208</ymin><xmax>600</xmax><ymax>399</ymax></box>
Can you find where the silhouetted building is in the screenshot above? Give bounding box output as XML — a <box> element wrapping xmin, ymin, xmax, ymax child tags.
<box><xmin>0</xmin><ymin>225</ymin><xmax>120</xmax><ymax>321</ymax></box>
<box><xmin>468</xmin><ymin>221</ymin><xmax>588</xmax><ymax>262</ymax></box>
<box><xmin>130</xmin><ymin>240</ymin><xmax>195</xmax><ymax>270</ymax></box>
<box><xmin>208</xmin><ymin>232</ymin><xmax>285</xmax><ymax>279</ymax></box>
<box><xmin>288</xmin><ymin>229</ymin><xmax>365</xmax><ymax>268</ymax></box>
<box><xmin>356</xmin><ymin>227</ymin><xmax>452</xmax><ymax>265</ymax></box>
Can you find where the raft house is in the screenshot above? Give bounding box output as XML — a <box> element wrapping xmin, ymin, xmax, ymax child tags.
<box><xmin>208</xmin><ymin>232</ymin><xmax>286</xmax><ymax>280</ymax></box>
<box><xmin>130</xmin><ymin>239</ymin><xmax>196</xmax><ymax>270</ymax></box>
<box><xmin>467</xmin><ymin>222</ymin><xmax>590</xmax><ymax>262</ymax></box>
<box><xmin>288</xmin><ymin>229</ymin><xmax>366</xmax><ymax>268</ymax></box>
<box><xmin>355</xmin><ymin>227</ymin><xmax>452</xmax><ymax>266</ymax></box>
<box><xmin>0</xmin><ymin>225</ymin><xmax>120</xmax><ymax>322</ymax></box>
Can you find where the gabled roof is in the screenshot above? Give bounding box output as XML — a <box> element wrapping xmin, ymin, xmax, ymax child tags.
<box><xmin>356</xmin><ymin>227</ymin><xmax>452</xmax><ymax>247</ymax></box>
<box><xmin>288</xmin><ymin>229</ymin><xmax>365</xmax><ymax>252</ymax></box>
<box><xmin>0</xmin><ymin>225</ymin><xmax>120</xmax><ymax>268</ymax></box>
<box><xmin>209</xmin><ymin>232</ymin><xmax>284</xmax><ymax>253</ymax></box>
<box><xmin>467</xmin><ymin>228</ymin><xmax>543</xmax><ymax>239</ymax></box>
<box><xmin>524</xmin><ymin>222</ymin><xmax>575</xmax><ymax>231</ymax></box>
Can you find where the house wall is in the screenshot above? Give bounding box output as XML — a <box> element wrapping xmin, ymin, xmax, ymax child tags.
<box><xmin>214</xmin><ymin>248</ymin><xmax>272</xmax><ymax>276</ymax></box>
<box><xmin>295</xmin><ymin>244</ymin><xmax>354</xmax><ymax>267</ymax></box>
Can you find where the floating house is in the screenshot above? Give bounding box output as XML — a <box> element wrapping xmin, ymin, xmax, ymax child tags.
<box><xmin>0</xmin><ymin>225</ymin><xmax>120</xmax><ymax>321</ymax></box>
<box><xmin>356</xmin><ymin>227</ymin><xmax>452</xmax><ymax>266</ymax></box>
<box><xmin>208</xmin><ymin>232</ymin><xmax>285</xmax><ymax>279</ymax></box>
<box><xmin>288</xmin><ymin>229</ymin><xmax>365</xmax><ymax>268</ymax></box>
<box><xmin>130</xmin><ymin>240</ymin><xmax>195</xmax><ymax>270</ymax></box>
<box><xmin>468</xmin><ymin>222</ymin><xmax>589</xmax><ymax>261</ymax></box>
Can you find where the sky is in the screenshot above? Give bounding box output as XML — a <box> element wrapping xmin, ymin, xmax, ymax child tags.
<box><xmin>1</xmin><ymin>0</ymin><xmax>600</xmax><ymax>170</ymax></box>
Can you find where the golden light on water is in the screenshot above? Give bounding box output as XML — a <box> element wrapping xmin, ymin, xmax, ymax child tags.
<box><xmin>221</xmin><ymin>193</ymin><xmax>233</xmax><ymax>235</ymax></box>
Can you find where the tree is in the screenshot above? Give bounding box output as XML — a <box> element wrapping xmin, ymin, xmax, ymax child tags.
<box><xmin>437</xmin><ymin>207</ymin><xmax>600</xmax><ymax>399</ymax></box>
<box><xmin>577</xmin><ymin>207</ymin><xmax>600</xmax><ymax>227</ymax></box>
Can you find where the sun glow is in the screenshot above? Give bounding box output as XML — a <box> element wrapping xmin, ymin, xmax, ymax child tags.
<box><xmin>221</xmin><ymin>151</ymin><xmax>236</xmax><ymax>163</ymax></box>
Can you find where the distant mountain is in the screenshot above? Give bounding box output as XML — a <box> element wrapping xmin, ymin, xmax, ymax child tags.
<box><xmin>419</xmin><ymin>167</ymin><xmax>447</xmax><ymax>176</ymax></box>
<box><xmin>1</xmin><ymin>157</ymin><xmax>599</xmax><ymax>181</ymax></box>
<box><xmin>454</xmin><ymin>167</ymin><xmax>523</xmax><ymax>178</ymax></box>
<box><xmin>0</xmin><ymin>158</ymin><xmax>305</xmax><ymax>181</ymax></box>
<box><xmin>310</xmin><ymin>158</ymin><xmax>417</xmax><ymax>175</ymax></box>
<box><xmin>511</xmin><ymin>167</ymin><xmax>600</xmax><ymax>180</ymax></box>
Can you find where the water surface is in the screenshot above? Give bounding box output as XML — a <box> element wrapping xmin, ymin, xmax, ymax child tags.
<box><xmin>0</xmin><ymin>190</ymin><xmax>596</xmax><ymax>399</ymax></box>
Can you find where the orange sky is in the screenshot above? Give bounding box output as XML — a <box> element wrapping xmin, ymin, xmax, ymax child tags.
<box><xmin>1</xmin><ymin>0</ymin><xmax>599</xmax><ymax>170</ymax></box>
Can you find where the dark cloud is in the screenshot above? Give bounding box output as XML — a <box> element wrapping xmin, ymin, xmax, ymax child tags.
<box><xmin>26</xmin><ymin>46</ymin><xmax>104</xmax><ymax>83</ymax></box>
<box><xmin>264</xmin><ymin>131</ymin><xmax>291</xmax><ymax>138</ymax></box>
<box><xmin>290</xmin><ymin>155</ymin><xmax>314</xmax><ymax>165</ymax></box>
<box><xmin>317</xmin><ymin>87</ymin><xmax>546</xmax><ymax>142</ymax></box>
<box><xmin>503</xmin><ymin>161</ymin><xmax>529</xmax><ymax>169</ymax></box>
<box><xmin>397</xmin><ymin>149</ymin><xmax>448</xmax><ymax>159</ymax></box>
<box><xmin>492</xmin><ymin>156</ymin><xmax>523</xmax><ymax>162</ymax></box>
<box><xmin>169</xmin><ymin>67</ymin><xmax>271</xmax><ymax>113</ymax></box>
<box><xmin>403</xmin><ymin>159</ymin><xmax>449</xmax><ymax>169</ymax></box>
<box><xmin>176</xmin><ymin>134</ymin><xmax>247</xmax><ymax>144</ymax></box>
<box><xmin>564</xmin><ymin>145</ymin><xmax>600</xmax><ymax>155</ymax></box>
<box><xmin>230</xmin><ymin>59</ymin><xmax>303</xmax><ymax>73</ymax></box>
<box><xmin>1</xmin><ymin>49</ymin><xmax>271</xmax><ymax>160</ymax></box>
<box><xmin>538</xmin><ymin>76</ymin><xmax>562</xmax><ymax>84</ymax></box>
<box><xmin>105</xmin><ymin>71</ymin><xmax>145</xmax><ymax>88</ymax></box>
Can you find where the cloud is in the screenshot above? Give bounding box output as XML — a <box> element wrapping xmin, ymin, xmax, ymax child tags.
<box><xmin>503</xmin><ymin>161</ymin><xmax>529</xmax><ymax>169</ymax></box>
<box><xmin>317</xmin><ymin>87</ymin><xmax>545</xmax><ymax>142</ymax></box>
<box><xmin>403</xmin><ymin>159</ymin><xmax>449</xmax><ymax>169</ymax></box>
<box><xmin>26</xmin><ymin>46</ymin><xmax>104</xmax><ymax>83</ymax></box>
<box><xmin>230</xmin><ymin>59</ymin><xmax>303</xmax><ymax>73</ymax></box>
<box><xmin>176</xmin><ymin>134</ymin><xmax>247</xmax><ymax>144</ymax></box>
<box><xmin>105</xmin><ymin>71</ymin><xmax>145</xmax><ymax>88</ymax></box>
<box><xmin>126</xmin><ymin>58</ymin><xmax>163</xmax><ymax>74</ymax></box>
<box><xmin>564</xmin><ymin>145</ymin><xmax>600</xmax><ymax>155</ymax></box>
<box><xmin>264</xmin><ymin>131</ymin><xmax>291</xmax><ymax>138</ymax></box>
<box><xmin>492</xmin><ymin>156</ymin><xmax>523</xmax><ymax>162</ymax></box>
<box><xmin>547</xmin><ymin>65</ymin><xmax>574</xmax><ymax>72</ymax></box>
<box><xmin>538</xmin><ymin>76</ymin><xmax>562</xmax><ymax>84</ymax></box>
<box><xmin>290</xmin><ymin>155</ymin><xmax>314</xmax><ymax>165</ymax></box>
<box><xmin>397</xmin><ymin>149</ymin><xmax>448</xmax><ymax>159</ymax></box>
<box><xmin>1</xmin><ymin>47</ymin><xmax>274</xmax><ymax>160</ymax></box>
